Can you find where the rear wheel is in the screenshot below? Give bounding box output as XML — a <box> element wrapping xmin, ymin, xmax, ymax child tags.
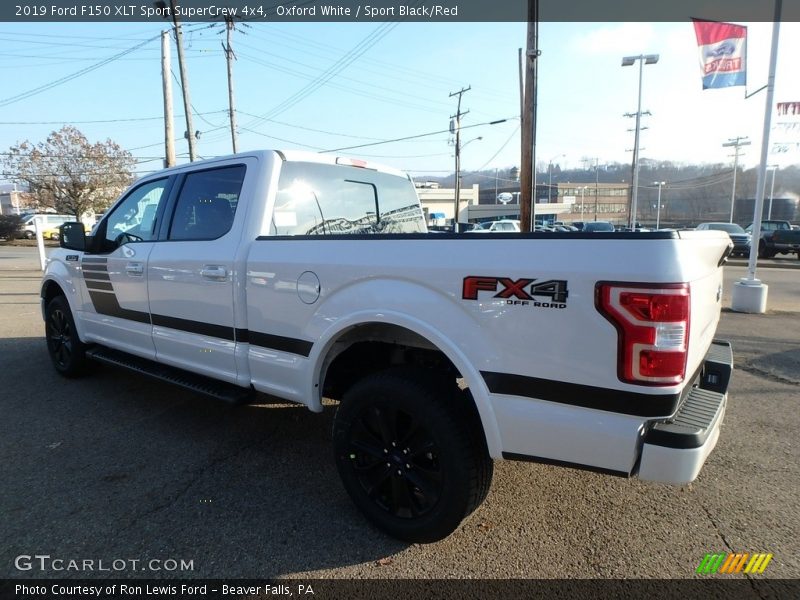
<box><xmin>333</xmin><ymin>368</ymin><xmax>492</xmax><ymax>543</ymax></box>
<box><xmin>45</xmin><ymin>296</ymin><xmax>89</xmax><ymax>377</ymax></box>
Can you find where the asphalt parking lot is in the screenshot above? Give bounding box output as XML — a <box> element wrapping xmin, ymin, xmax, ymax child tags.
<box><xmin>0</xmin><ymin>246</ymin><xmax>798</xmax><ymax>583</ymax></box>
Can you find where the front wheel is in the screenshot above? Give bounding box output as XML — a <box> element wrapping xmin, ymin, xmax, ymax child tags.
<box><xmin>333</xmin><ymin>368</ymin><xmax>492</xmax><ymax>543</ymax></box>
<box><xmin>45</xmin><ymin>296</ymin><xmax>89</xmax><ymax>377</ymax></box>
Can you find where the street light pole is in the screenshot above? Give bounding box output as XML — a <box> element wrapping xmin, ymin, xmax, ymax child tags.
<box><xmin>654</xmin><ymin>181</ymin><xmax>665</xmax><ymax>229</ymax></box>
<box><xmin>767</xmin><ymin>165</ymin><xmax>778</xmax><ymax>219</ymax></box>
<box><xmin>622</xmin><ymin>54</ymin><xmax>659</xmax><ymax>229</ymax></box>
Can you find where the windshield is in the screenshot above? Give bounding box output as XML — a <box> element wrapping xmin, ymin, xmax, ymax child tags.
<box><xmin>706</xmin><ymin>223</ymin><xmax>745</xmax><ymax>234</ymax></box>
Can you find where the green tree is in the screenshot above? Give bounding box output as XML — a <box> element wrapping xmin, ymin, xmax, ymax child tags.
<box><xmin>3</xmin><ymin>126</ymin><xmax>135</xmax><ymax>219</ymax></box>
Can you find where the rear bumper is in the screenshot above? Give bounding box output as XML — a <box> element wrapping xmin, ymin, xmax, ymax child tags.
<box><xmin>637</xmin><ymin>340</ymin><xmax>732</xmax><ymax>484</ymax></box>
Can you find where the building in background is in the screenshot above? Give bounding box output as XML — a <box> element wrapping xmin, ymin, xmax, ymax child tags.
<box><xmin>0</xmin><ymin>184</ymin><xmax>25</xmax><ymax>215</ymax></box>
<box><xmin>557</xmin><ymin>183</ymin><xmax>631</xmax><ymax>225</ymax></box>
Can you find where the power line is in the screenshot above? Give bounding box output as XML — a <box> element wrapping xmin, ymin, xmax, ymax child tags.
<box><xmin>253</xmin><ymin>23</ymin><xmax>511</xmax><ymax>104</ymax></box>
<box><xmin>476</xmin><ymin>124</ymin><xmax>521</xmax><ymax>171</ymax></box>
<box><xmin>238</xmin><ymin>127</ymin><xmax>325</xmax><ymax>151</ymax></box>
<box><xmin>0</xmin><ymin>110</ymin><xmax>227</xmax><ymax>126</ymax></box>
<box><xmin>319</xmin><ymin>118</ymin><xmax>513</xmax><ymax>154</ymax></box>
<box><xmin>234</xmin><ymin>40</ymin><xmax>453</xmax><ymax>113</ymax></box>
<box><xmin>240</xmin><ymin>19</ymin><xmax>402</xmax><ymax>130</ymax></box>
<box><xmin>237</xmin><ymin>51</ymin><xmax>445</xmax><ymax>117</ymax></box>
<box><xmin>235</xmin><ymin>110</ymin><xmax>385</xmax><ymax>141</ymax></box>
<box><xmin>0</xmin><ymin>35</ymin><xmax>159</xmax><ymax>108</ymax></box>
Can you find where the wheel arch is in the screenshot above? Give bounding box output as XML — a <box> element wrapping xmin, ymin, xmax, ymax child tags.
<box><xmin>40</xmin><ymin>275</ymin><xmax>87</xmax><ymax>342</ymax></box>
<box><xmin>311</xmin><ymin>313</ymin><xmax>502</xmax><ymax>458</ymax></box>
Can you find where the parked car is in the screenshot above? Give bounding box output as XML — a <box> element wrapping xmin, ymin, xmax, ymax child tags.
<box><xmin>695</xmin><ymin>222</ymin><xmax>751</xmax><ymax>257</ymax></box>
<box><xmin>583</xmin><ymin>221</ymin><xmax>616</xmax><ymax>232</ymax></box>
<box><xmin>745</xmin><ymin>220</ymin><xmax>800</xmax><ymax>259</ymax></box>
<box><xmin>488</xmin><ymin>219</ymin><xmax>521</xmax><ymax>232</ymax></box>
<box><xmin>464</xmin><ymin>222</ymin><xmax>491</xmax><ymax>233</ymax></box>
<box><xmin>19</xmin><ymin>214</ymin><xmax>75</xmax><ymax>240</ymax></box>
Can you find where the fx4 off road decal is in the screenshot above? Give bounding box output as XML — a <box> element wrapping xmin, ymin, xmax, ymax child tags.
<box><xmin>462</xmin><ymin>276</ymin><xmax>569</xmax><ymax>308</ymax></box>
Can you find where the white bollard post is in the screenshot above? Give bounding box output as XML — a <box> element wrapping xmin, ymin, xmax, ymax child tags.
<box><xmin>34</xmin><ymin>216</ymin><xmax>47</xmax><ymax>271</ymax></box>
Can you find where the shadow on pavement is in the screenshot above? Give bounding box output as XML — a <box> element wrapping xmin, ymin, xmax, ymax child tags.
<box><xmin>0</xmin><ymin>337</ymin><xmax>409</xmax><ymax>579</ymax></box>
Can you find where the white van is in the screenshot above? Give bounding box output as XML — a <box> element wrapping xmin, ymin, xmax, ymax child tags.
<box><xmin>20</xmin><ymin>214</ymin><xmax>74</xmax><ymax>239</ymax></box>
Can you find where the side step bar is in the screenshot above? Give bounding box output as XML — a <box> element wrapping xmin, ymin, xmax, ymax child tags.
<box><xmin>86</xmin><ymin>346</ymin><xmax>255</xmax><ymax>405</ymax></box>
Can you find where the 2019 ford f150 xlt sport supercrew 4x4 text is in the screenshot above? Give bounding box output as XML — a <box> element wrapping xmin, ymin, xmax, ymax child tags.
<box><xmin>42</xmin><ymin>150</ymin><xmax>733</xmax><ymax>542</ymax></box>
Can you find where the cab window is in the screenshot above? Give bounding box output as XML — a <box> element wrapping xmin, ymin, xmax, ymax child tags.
<box><xmin>168</xmin><ymin>165</ymin><xmax>245</xmax><ymax>241</ymax></box>
<box><xmin>103</xmin><ymin>179</ymin><xmax>168</xmax><ymax>246</ymax></box>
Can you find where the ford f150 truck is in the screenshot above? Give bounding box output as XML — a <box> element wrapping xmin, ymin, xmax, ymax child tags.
<box><xmin>746</xmin><ymin>219</ymin><xmax>800</xmax><ymax>259</ymax></box>
<box><xmin>42</xmin><ymin>150</ymin><xmax>733</xmax><ymax>542</ymax></box>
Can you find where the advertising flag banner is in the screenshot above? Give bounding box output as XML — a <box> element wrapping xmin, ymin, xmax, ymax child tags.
<box><xmin>771</xmin><ymin>101</ymin><xmax>800</xmax><ymax>158</ymax></box>
<box><xmin>693</xmin><ymin>20</ymin><xmax>747</xmax><ymax>89</ymax></box>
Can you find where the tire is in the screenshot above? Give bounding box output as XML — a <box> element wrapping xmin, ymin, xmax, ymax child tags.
<box><xmin>24</xmin><ymin>231</ymin><xmax>34</xmax><ymax>240</ymax></box>
<box><xmin>45</xmin><ymin>296</ymin><xmax>89</xmax><ymax>377</ymax></box>
<box><xmin>333</xmin><ymin>368</ymin><xmax>492</xmax><ymax>543</ymax></box>
<box><xmin>758</xmin><ymin>241</ymin><xmax>770</xmax><ymax>259</ymax></box>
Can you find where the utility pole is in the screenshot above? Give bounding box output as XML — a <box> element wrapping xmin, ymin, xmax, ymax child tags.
<box><xmin>594</xmin><ymin>158</ymin><xmax>599</xmax><ymax>221</ymax></box>
<box><xmin>450</xmin><ymin>85</ymin><xmax>470</xmax><ymax>233</ymax></box>
<box><xmin>223</xmin><ymin>15</ymin><xmax>239</xmax><ymax>154</ymax></box>
<box><xmin>167</xmin><ymin>0</ymin><xmax>197</xmax><ymax>161</ymax></box>
<box><xmin>519</xmin><ymin>0</ymin><xmax>539</xmax><ymax>233</ymax></box>
<box><xmin>160</xmin><ymin>30</ymin><xmax>176</xmax><ymax>168</ymax></box>
<box><xmin>722</xmin><ymin>136</ymin><xmax>750</xmax><ymax>223</ymax></box>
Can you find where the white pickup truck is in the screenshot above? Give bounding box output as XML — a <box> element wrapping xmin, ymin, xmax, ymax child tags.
<box><xmin>42</xmin><ymin>150</ymin><xmax>733</xmax><ymax>542</ymax></box>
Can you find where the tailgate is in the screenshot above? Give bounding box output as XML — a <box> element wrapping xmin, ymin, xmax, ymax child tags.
<box><xmin>675</xmin><ymin>230</ymin><xmax>731</xmax><ymax>381</ymax></box>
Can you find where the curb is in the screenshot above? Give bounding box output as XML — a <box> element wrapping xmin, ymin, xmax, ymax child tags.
<box><xmin>727</xmin><ymin>259</ymin><xmax>800</xmax><ymax>271</ymax></box>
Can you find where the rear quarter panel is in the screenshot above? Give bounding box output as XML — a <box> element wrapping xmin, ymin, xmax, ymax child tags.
<box><xmin>245</xmin><ymin>233</ymin><xmax>729</xmax><ymax>409</ymax></box>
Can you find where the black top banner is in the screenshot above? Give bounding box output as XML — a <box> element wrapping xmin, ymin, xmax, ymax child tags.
<box><xmin>3</xmin><ymin>0</ymin><xmax>799</xmax><ymax>22</ymax></box>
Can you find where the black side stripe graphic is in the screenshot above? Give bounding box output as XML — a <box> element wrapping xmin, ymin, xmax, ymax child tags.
<box><xmin>87</xmin><ymin>290</ymin><xmax>151</xmax><ymax>324</ymax></box>
<box><xmin>86</xmin><ymin>281</ymin><xmax>114</xmax><ymax>292</ymax></box>
<box><xmin>248</xmin><ymin>332</ymin><xmax>313</xmax><ymax>357</ymax></box>
<box><xmin>80</xmin><ymin>260</ymin><xmax>313</xmax><ymax>357</ymax></box>
<box><xmin>480</xmin><ymin>371</ymin><xmax>681</xmax><ymax>418</ymax></box>
<box><xmin>151</xmin><ymin>314</ymin><xmax>235</xmax><ymax>342</ymax></box>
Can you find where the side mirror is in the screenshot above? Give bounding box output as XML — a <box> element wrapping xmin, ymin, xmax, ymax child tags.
<box><xmin>60</xmin><ymin>222</ymin><xmax>86</xmax><ymax>251</ymax></box>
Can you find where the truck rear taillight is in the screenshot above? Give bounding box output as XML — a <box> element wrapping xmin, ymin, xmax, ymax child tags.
<box><xmin>596</xmin><ymin>283</ymin><xmax>691</xmax><ymax>386</ymax></box>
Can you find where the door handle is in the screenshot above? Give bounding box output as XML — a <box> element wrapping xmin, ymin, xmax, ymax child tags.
<box><xmin>125</xmin><ymin>263</ymin><xmax>144</xmax><ymax>276</ymax></box>
<box><xmin>200</xmin><ymin>265</ymin><xmax>228</xmax><ymax>280</ymax></box>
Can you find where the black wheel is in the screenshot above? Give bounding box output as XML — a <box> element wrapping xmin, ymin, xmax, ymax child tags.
<box><xmin>758</xmin><ymin>241</ymin><xmax>769</xmax><ymax>259</ymax></box>
<box><xmin>45</xmin><ymin>296</ymin><xmax>88</xmax><ymax>377</ymax></box>
<box><xmin>333</xmin><ymin>368</ymin><xmax>492</xmax><ymax>543</ymax></box>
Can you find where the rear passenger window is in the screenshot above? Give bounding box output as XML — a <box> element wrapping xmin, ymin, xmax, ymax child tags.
<box><xmin>270</xmin><ymin>162</ymin><xmax>425</xmax><ymax>236</ymax></box>
<box><xmin>169</xmin><ymin>165</ymin><xmax>246</xmax><ymax>241</ymax></box>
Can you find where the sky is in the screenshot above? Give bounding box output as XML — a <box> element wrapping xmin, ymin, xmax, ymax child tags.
<box><xmin>0</xmin><ymin>19</ymin><xmax>798</xmax><ymax>186</ymax></box>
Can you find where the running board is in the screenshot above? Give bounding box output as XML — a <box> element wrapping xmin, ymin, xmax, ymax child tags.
<box><xmin>86</xmin><ymin>347</ymin><xmax>255</xmax><ymax>405</ymax></box>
